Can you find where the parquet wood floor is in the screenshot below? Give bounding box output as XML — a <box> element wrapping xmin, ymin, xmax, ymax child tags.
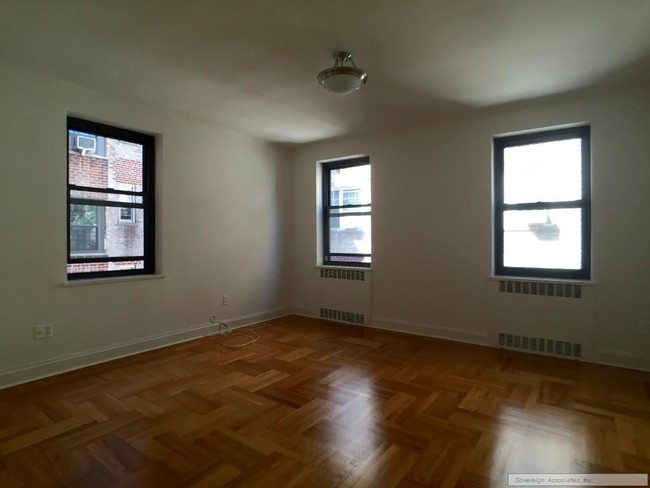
<box><xmin>1</xmin><ymin>315</ymin><xmax>648</xmax><ymax>487</ymax></box>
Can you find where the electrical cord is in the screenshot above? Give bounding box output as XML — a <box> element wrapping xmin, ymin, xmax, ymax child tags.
<box><xmin>210</xmin><ymin>319</ymin><xmax>259</xmax><ymax>348</ymax></box>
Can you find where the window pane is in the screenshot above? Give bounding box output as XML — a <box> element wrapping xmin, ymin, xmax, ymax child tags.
<box><xmin>329</xmin><ymin>214</ymin><xmax>371</xmax><ymax>255</ymax></box>
<box><xmin>69</xmin><ymin>205</ymin><xmax>144</xmax><ymax>258</ymax></box>
<box><xmin>330</xmin><ymin>165</ymin><xmax>371</xmax><ymax>205</ymax></box>
<box><xmin>504</xmin><ymin>138</ymin><xmax>582</xmax><ymax>204</ymax></box>
<box><xmin>105</xmin><ymin>207</ymin><xmax>144</xmax><ymax>257</ymax></box>
<box><xmin>503</xmin><ymin>209</ymin><xmax>582</xmax><ymax>269</ymax></box>
<box><xmin>70</xmin><ymin>204</ymin><xmax>100</xmax><ymax>252</ymax></box>
<box><xmin>68</xmin><ymin>132</ymin><xmax>143</xmax><ymax>191</ymax></box>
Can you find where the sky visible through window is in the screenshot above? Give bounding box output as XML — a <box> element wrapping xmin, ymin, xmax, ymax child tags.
<box><xmin>503</xmin><ymin>139</ymin><xmax>582</xmax><ymax>270</ymax></box>
<box><xmin>329</xmin><ymin>164</ymin><xmax>371</xmax><ymax>263</ymax></box>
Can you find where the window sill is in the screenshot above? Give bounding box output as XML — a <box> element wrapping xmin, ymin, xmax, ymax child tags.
<box><xmin>62</xmin><ymin>273</ymin><xmax>166</xmax><ymax>287</ymax></box>
<box><xmin>489</xmin><ymin>276</ymin><xmax>595</xmax><ymax>286</ymax></box>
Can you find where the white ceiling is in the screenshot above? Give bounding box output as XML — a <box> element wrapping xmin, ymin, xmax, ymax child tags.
<box><xmin>1</xmin><ymin>0</ymin><xmax>649</xmax><ymax>143</ymax></box>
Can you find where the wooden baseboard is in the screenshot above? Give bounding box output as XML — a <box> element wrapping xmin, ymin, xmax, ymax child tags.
<box><xmin>0</xmin><ymin>307</ymin><xmax>290</xmax><ymax>389</ymax></box>
<box><xmin>594</xmin><ymin>348</ymin><xmax>650</xmax><ymax>372</ymax></box>
<box><xmin>369</xmin><ymin>317</ymin><xmax>489</xmax><ymax>346</ymax></box>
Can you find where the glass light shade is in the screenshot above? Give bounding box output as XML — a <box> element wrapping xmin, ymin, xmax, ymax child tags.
<box><xmin>318</xmin><ymin>67</ymin><xmax>367</xmax><ymax>94</ymax></box>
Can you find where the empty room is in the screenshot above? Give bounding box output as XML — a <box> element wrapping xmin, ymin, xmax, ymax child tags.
<box><xmin>0</xmin><ymin>1</ymin><xmax>649</xmax><ymax>487</ymax></box>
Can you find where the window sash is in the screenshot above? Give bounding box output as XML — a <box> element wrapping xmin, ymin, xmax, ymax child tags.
<box><xmin>493</xmin><ymin>126</ymin><xmax>590</xmax><ymax>280</ymax></box>
<box><xmin>322</xmin><ymin>157</ymin><xmax>371</xmax><ymax>268</ymax></box>
<box><xmin>67</xmin><ymin>117</ymin><xmax>155</xmax><ymax>280</ymax></box>
<box><xmin>328</xmin><ymin>210</ymin><xmax>371</xmax><ymax>218</ymax></box>
<box><xmin>328</xmin><ymin>203</ymin><xmax>369</xmax><ymax>210</ymax></box>
<box><xmin>69</xmin><ymin>184</ymin><xmax>143</xmax><ymax>197</ymax></box>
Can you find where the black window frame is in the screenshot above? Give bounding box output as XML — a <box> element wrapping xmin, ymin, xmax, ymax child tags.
<box><xmin>67</xmin><ymin>116</ymin><xmax>156</xmax><ymax>280</ymax></box>
<box><xmin>493</xmin><ymin>125</ymin><xmax>591</xmax><ymax>280</ymax></box>
<box><xmin>322</xmin><ymin>156</ymin><xmax>371</xmax><ymax>268</ymax></box>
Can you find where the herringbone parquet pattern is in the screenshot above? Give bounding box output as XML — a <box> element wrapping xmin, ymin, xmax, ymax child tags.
<box><xmin>1</xmin><ymin>315</ymin><xmax>648</xmax><ymax>487</ymax></box>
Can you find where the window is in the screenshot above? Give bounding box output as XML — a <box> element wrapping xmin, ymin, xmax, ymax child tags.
<box><xmin>322</xmin><ymin>157</ymin><xmax>371</xmax><ymax>267</ymax></box>
<box><xmin>67</xmin><ymin>117</ymin><xmax>155</xmax><ymax>280</ymax></box>
<box><xmin>70</xmin><ymin>204</ymin><xmax>105</xmax><ymax>253</ymax></box>
<box><xmin>493</xmin><ymin>125</ymin><xmax>591</xmax><ymax>280</ymax></box>
<box><xmin>342</xmin><ymin>189</ymin><xmax>361</xmax><ymax>206</ymax></box>
<box><xmin>118</xmin><ymin>184</ymin><xmax>137</xmax><ymax>224</ymax></box>
<box><xmin>119</xmin><ymin>207</ymin><xmax>135</xmax><ymax>223</ymax></box>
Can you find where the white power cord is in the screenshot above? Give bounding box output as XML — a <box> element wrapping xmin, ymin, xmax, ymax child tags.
<box><xmin>209</xmin><ymin>317</ymin><xmax>259</xmax><ymax>349</ymax></box>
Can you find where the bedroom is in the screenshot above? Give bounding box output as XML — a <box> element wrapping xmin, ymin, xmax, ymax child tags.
<box><xmin>0</xmin><ymin>1</ymin><xmax>648</xmax><ymax>486</ymax></box>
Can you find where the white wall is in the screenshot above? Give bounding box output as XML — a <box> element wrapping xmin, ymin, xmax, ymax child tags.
<box><xmin>1</xmin><ymin>60</ymin><xmax>647</xmax><ymax>387</ymax></box>
<box><xmin>0</xmin><ymin>63</ymin><xmax>292</xmax><ymax>386</ymax></box>
<box><xmin>290</xmin><ymin>84</ymin><xmax>650</xmax><ymax>371</ymax></box>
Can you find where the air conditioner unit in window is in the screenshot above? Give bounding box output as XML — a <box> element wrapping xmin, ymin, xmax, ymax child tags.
<box><xmin>75</xmin><ymin>135</ymin><xmax>96</xmax><ymax>154</ymax></box>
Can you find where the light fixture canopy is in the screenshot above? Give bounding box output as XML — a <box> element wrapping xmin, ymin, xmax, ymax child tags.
<box><xmin>317</xmin><ymin>51</ymin><xmax>368</xmax><ymax>95</ymax></box>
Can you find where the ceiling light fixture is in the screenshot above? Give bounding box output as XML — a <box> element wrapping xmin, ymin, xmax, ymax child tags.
<box><xmin>317</xmin><ymin>51</ymin><xmax>368</xmax><ymax>95</ymax></box>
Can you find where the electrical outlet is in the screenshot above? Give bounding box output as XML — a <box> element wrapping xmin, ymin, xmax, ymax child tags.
<box><xmin>34</xmin><ymin>323</ymin><xmax>53</xmax><ymax>340</ymax></box>
<box><xmin>222</xmin><ymin>295</ymin><xmax>229</xmax><ymax>306</ymax></box>
<box><xmin>639</xmin><ymin>320</ymin><xmax>650</xmax><ymax>334</ymax></box>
